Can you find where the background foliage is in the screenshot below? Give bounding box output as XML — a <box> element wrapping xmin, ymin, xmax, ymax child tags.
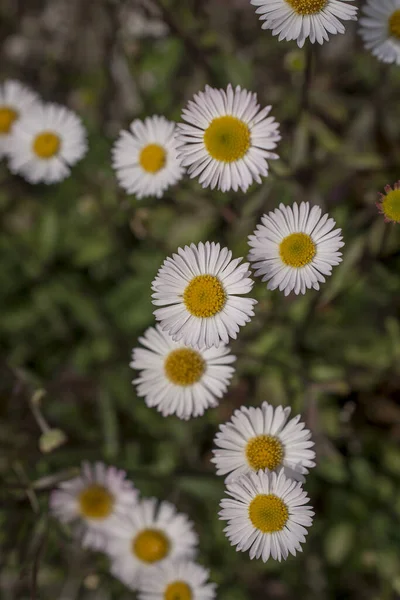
<box><xmin>1</xmin><ymin>0</ymin><xmax>400</xmax><ymax>598</ymax></box>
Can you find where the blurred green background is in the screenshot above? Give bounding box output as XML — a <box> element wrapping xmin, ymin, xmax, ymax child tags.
<box><xmin>1</xmin><ymin>0</ymin><xmax>400</xmax><ymax>598</ymax></box>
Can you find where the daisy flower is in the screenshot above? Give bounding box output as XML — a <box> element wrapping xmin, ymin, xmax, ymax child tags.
<box><xmin>106</xmin><ymin>498</ymin><xmax>198</xmax><ymax>591</ymax></box>
<box><xmin>250</xmin><ymin>0</ymin><xmax>358</xmax><ymax>48</ymax></box>
<box><xmin>112</xmin><ymin>115</ymin><xmax>184</xmax><ymax>198</ymax></box>
<box><xmin>50</xmin><ymin>461</ymin><xmax>139</xmax><ymax>550</ymax></box>
<box><xmin>152</xmin><ymin>241</ymin><xmax>257</xmax><ymax>349</ymax></box>
<box><xmin>176</xmin><ymin>84</ymin><xmax>280</xmax><ymax>193</ymax></box>
<box><xmin>376</xmin><ymin>180</ymin><xmax>400</xmax><ymax>223</ymax></box>
<box><xmin>248</xmin><ymin>201</ymin><xmax>344</xmax><ymax>296</ymax></box>
<box><xmin>130</xmin><ymin>324</ymin><xmax>236</xmax><ymax>420</ymax></box>
<box><xmin>359</xmin><ymin>0</ymin><xmax>400</xmax><ymax>65</ymax></box>
<box><xmin>211</xmin><ymin>401</ymin><xmax>315</xmax><ymax>483</ymax></box>
<box><xmin>0</xmin><ymin>80</ymin><xmax>40</xmax><ymax>159</ymax></box>
<box><xmin>7</xmin><ymin>102</ymin><xmax>87</xmax><ymax>184</ymax></box>
<box><xmin>138</xmin><ymin>560</ymin><xmax>217</xmax><ymax>600</ymax></box>
<box><xmin>219</xmin><ymin>469</ymin><xmax>314</xmax><ymax>562</ymax></box>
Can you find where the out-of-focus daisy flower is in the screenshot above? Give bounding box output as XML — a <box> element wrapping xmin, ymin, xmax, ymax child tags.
<box><xmin>138</xmin><ymin>560</ymin><xmax>217</xmax><ymax>600</ymax></box>
<box><xmin>248</xmin><ymin>201</ymin><xmax>344</xmax><ymax>296</ymax></box>
<box><xmin>250</xmin><ymin>0</ymin><xmax>357</xmax><ymax>48</ymax></box>
<box><xmin>219</xmin><ymin>469</ymin><xmax>314</xmax><ymax>562</ymax></box>
<box><xmin>112</xmin><ymin>115</ymin><xmax>184</xmax><ymax>198</ymax></box>
<box><xmin>0</xmin><ymin>80</ymin><xmax>39</xmax><ymax>158</ymax></box>
<box><xmin>8</xmin><ymin>102</ymin><xmax>87</xmax><ymax>184</ymax></box>
<box><xmin>152</xmin><ymin>241</ymin><xmax>257</xmax><ymax>349</ymax></box>
<box><xmin>376</xmin><ymin>180</ymin><xmax>400</xmax><ymax>223</ymax></box>
<box><xmin>106</xmin><ymin>498</ymin><xmax>198</xmax><ymax>591</ymax></box>
<box><xmin>176</xmin><ymin>84</ymin><xmax>280</xmax><ymax>193</ymax></box>
<box><xmin>50</xmin><ymin>462</ymin><xmax>139</xmax><ymax>550</ymax></box>
<box><xmin>360</xmin><ymin>0</ymin><xmax>400</xmax><ymax>65</ymax></box>
<box><xmin>130</xmin><ymin>324</ymin><xmax>236</xmax><ymax>420</ymax></box>
<box><xmin>212</xmin><ymin>401</ymin><xmax>315</xmax><ymax>483</ymax></box>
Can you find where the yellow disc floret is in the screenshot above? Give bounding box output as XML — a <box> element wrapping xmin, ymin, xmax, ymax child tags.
<box><xmin>183</xmin><ymin>274</ymin><xmax>226</xmax><ymax>318</ymax></box>
<box><xmin>33</xmin><ymin>131</ymin><xmax>61</xmax><ymax>159</ymax></box>
<box><xmin>132</xmin><ymin>529</ymin><xmax>170</xmax><ymax>563</ymax></box>
<box><xmin>389</xmin><ymin>9</ymin><xmax>400</xmax><ymax>39</ymax></box>
<box><xmin>279</xmin><ymin>232</ymin><xmax>316</xmax><ymax>268</ymax></box>
<box><xmin>0</xmin><ymin>106</ymin><xmax>18</xmax><ymax>134</ymax></box>
<box><xmin>164</xmin><ymin>581</ymin><xmax>193</xmax><ymax>600</ymax></box>
<box><xmin>164</xmin><ymin>348</ymin><xmax>205</xmax><ymax>386</ymax></box>
<box><xmin>380</xmin><ymin>188</ymin><xmax>400</xmax><ymax>223</ymax></box>
<box><xmin>286</xmin><ymin>0</ymin><xmax>327</xmax><ymax>15</ymax></box>
<box><xmin>249</xmin><ymin>494</ymin><xmax>289</xmax><ymax>533</ymax></box>
<box><xmin>204</xmin><ymin>115</ymin><xmax>250</xmax><ymax>162</ymax></box>
<box><xmin>245</xmin><ymin>435</ymin><xmax>284</xmax><ymax>471</ymax></box>
<box><xmin>78</xmin><ymin>484</ymin><xmax>114</xmax><ymax>520</ymax></box>
<box><xmin>139</xmin><ymin>143</ymin><xmax>166</xmax><ymax>173</ymax></box>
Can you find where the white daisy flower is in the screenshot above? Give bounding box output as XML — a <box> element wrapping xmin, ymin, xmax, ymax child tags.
<box><xmin>112</xmin><ymin>115</ymin><xmax>184</xmax><ymax>199</ymax></box>
<box><xmin>138</xmin><ymin>560</ymin><xmax>217</xmax><ymax>600</ymax></box>
<box><xmin>219</xmin><ymin>469</ymin><xmax>314</xmax><ymax>562</ymax></box>
<box><xmin>130</xmin><ymin>324</ymin><xmax>236</xmax><ymax>420</ymax></box>
<box><xmin>211</xmin><ymin>401</ymin><xmax>315</xmax><ymax>484</ymax></box>
<box><xmin>152</xmin><ymin>241</ymin><xmax>257</xmax><ymax>349</ymax></box>
<box><xmin>0</xmin><ymin>80</ymin><xmax>40</xmax><ymax>159</ymax></box>
<box><xmin>49</xmin><ymin>461</ymin><xmax>139</xmax><ymax>550</ymax></box>
<box><xmin>105</xmin><ymin>498</ymin><xmax>198</xmax><ymax>591</ymax></box>
<box><xmin>359</xmin><ymin>0</ymin><xmax>400</xmax><ymax>65</ymax></box>
<box><xmin>7</xmin><ymin>102</ymin><xmax>87</xmax><ymax>184</ymax></box>
<box><xmin>176</xmin><ymin>84</ymin><xmax>280</xmax><ymax>193</ymax></box>
<box><xmin>248</xmin><ymin>201</ymin><xmax>344</xmax><ymax>296</ymax></box>
<box><xmin>250</xmin><ymin>0</ymin><xmax>358</xmax><ymax>48</ymax></box>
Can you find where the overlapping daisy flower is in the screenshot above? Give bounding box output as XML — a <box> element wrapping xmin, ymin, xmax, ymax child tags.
<box><xmin>212</xmin><ymin>402</ymin><xmax>315</xmax><ymax>483</ymax></box>
<box><xmin>130</xmin><ymin>324</ymin><xmax>236</xmax><ymax>420</ymax></box>
<box><xmin>8</xmin><ymin>102</ymin><xmax>88</xmax><ymax>184</ymax></box>
<box><xmin>359</xmin><ymin>0</ymin><xmax>400</xmax><ymax>65</ymax></box>
<box><xmin>248</xmin><ymin>201</ymin><xmax>344</xmax><ymax>296</ymax></box>
<box><xmin>219</xmin><ymin>469</ymin><xmax>314</xmax><ymax>562</ymax></box>
<box><xmin>250</xmin><ymin>0</ymin><xmax>358</xmax><ymax>48</ymax></box>
<box><xmin>105</xmin><ymin>498</ymin><xmax>198</xmax><ymax>590</ymax></box>
<box><xmin>152</xmin><ymin>241</ymin><xmax>257</xmax><ymax>349</ymax></box>
<box><xmin>0</xmin><ymin>80</ymin><xmax>39</xmax><ymax>159</ymax></box>
<box><xmin>50</xmin><ymin>462</ymin><xmax>139</xmax><ymax>550</ymax></box>
<box><xmin>376</xmin><ymin>181</ymin><xmax>400</xmax><ymax>223</ymax></box>
<box><xmin>138</xmin><ymin>560</ymin><xmax>217</xmax><ymax>600</ymax></box>
<box><xmin>112</xmin><ymin>115</ymin><xmax>184</xmax><ymax>198</ymax></box>
<box><xmin>176</xmin><ymin>84</ymin><xmax>280</xmax><ymax>193</ymax></box>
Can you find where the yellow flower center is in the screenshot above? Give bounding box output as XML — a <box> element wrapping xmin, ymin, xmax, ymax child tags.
<box><xmin>0</xmin><ymin>106</ymin><xmax>18</xmax><ymax>134</ymax></box>
<box><xmin>33</xmin><ymin>131</ymin><xmax>61</xmax><ymax>159</ymax></box>
<box><xmin>132</xmin><ymin>529</ymin><xmax>170</xmax><ymax>563</ymax></box>
<box><xmin>164</xmin><ymin>348</ymin><xmax>206</xmax><ymax>386</ymax></box>
<box><xmin>286</xmin><ymin>0</ymin><xmax>327</xmax><ymax>15</ymax></box>
<box><xmin>382</xmin><ymin>189</ymin><xmax>400</xmax><ymax>222</ymax></box>
<box><xmin>78</xmin><ymin>484</ymin><xmax>114</xmax><ymax>520</ymax></box>
<box><xmin>183</xmin><ymin>274</ymin><xmax>226</xmax><ymax>318</ymax></box>
<box><xmin>249</xmin><ymin>494</ymin><xmax>289</xmax><ymax>533</ymax></box>
<box><xmin>389</xmin><ymin>9</ymin><xmax>400</xmax><ymax>38</ymax></box>
<box><xmin>279</xmin><ymin>232</ymin><xmax>316</xmax><ymax>268</ymax></box>
<box><xmin>245</xmin><ymin>435</ymin><xmax>284</xmax><ymax>471</ymax></box>
<box><xmin>204</xmin><ymin>115</ymin><xmax>250</xmax><ymax>162</ymax></box>
<box><xmin>164</xmin><ymin>581</ymin><xmax>193</xmax><ymax>600</ymax></box>
<box><xmin>139</xmin><ymin>143</ymin><xmax>166</xmax><ymax>173</ymax></box>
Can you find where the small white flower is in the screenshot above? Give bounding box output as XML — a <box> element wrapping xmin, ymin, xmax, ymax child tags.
<box><xmin>248</xmin><ymin>201</ymin><xmax>344</xmax><ymax>296</ymax></box>
<box><xmin>138</xmin><ymin>560</ymin><xmax>217</xmax><ymax>600</ymax></box>
<box><xmin>50</xmin><ymin>462</ymin><xmax>139</xmax><ymax>550</ymax></box>
<box><xmin>359</xmin><ymin>0</ymin><xmax>400</xmax><ymax>65</ymax></box>
<box><xmin>219</xmin><ymin>469</ymin><xmax>314</xmax><ymax>562</ymax></box>
<box><xmin>176</xmin><ymin>84</ymin><xmax>280</xmax><ymax>193</ymax></box>
<box><xmin>105</xmin><ymin>498</ymin><xmax>198</xmax><ymax>591</ymax></box>
<box><xmin>250</xmin><ymin>0</ymin><xmax>358</xmax><ymax>48</ymax></box>
<box><xmin>0</xmin><ymin>80</ymin><xmax>40</xmax><ymax>158</ymax></box>
<box><xmin>212</xmin><ymin>401</ymin><xmax>315</xmax><ymax>483</ymax></box>
<box><xmin>152</xmin><ymin>241</ymin><xmax>257</xmax><ymax>349</ymax></box>
<box><xmin>8</xmin><ymin>102</ymin><xmax>87</xmax><ymax>184</ymax></box>
<box><xmin>130</xmin><ymin>324</ymin><xmax>236</xmax><ymax>420</ymax></box>
<box><xmin>112</xmin><ymin>115</ymin><xmax>184</xmax><ymax>198</ymax></box>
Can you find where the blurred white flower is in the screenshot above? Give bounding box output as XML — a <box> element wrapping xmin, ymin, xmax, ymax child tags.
<box><xmin>0</xmin><ymin>80</ymin><xmax>39</xmax><ymax>159</ymax></box>
<box><xmin>138</xmin><ymin>559</ymin><xmax>217</xmax><ymax>600</ymax></box>
<box><xmin>359</xmin><ymin>0</ymin><xmax>400</xmax><ymax>65</ymax></box>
